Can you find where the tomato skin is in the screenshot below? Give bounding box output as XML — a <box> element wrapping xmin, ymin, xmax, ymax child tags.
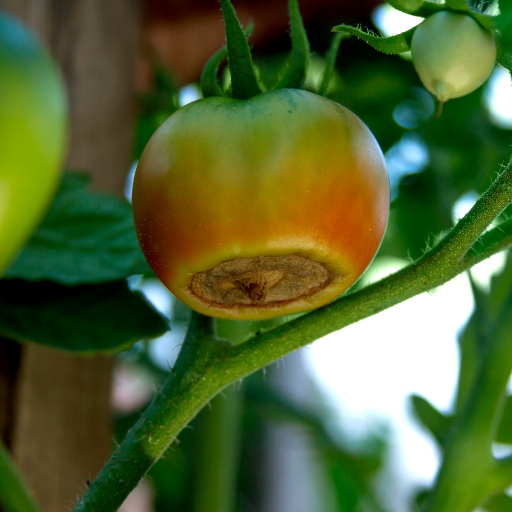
<box><xmin>411</xmin><ymin>11</ymin><xmax>496</xmax><ymax>102</ymax></box>
<box><xmin>133</xmin><ymin>88</ymin><xmax>389</xmax><ymax>320</ymax></box>
<box><xmin>0</xmin><ymin>11</ymin><xmax>67</xmax><ymax>275</ymax></box>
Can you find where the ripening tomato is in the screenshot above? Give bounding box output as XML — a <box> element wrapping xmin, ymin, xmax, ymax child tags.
<box><xmin>0</xmin><ymin>10</ymin><xmax>67</xmax><ymax>275</ymax></box>
<box><xmin>133</xmin><ymin>88</ymin><xmax>389</xmax><ymax>320</ymax></box>
<box><xmin>411</xmin><ymin>11</ymin><xmax>496</xmax><ymax>102</ymax></box>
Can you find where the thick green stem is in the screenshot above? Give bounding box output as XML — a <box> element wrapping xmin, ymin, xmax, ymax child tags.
<box><xmin>427</xmin><ymin>317</ymin><xmax>512</xmax><ymax>512</ymax></box>
<box><xmin>74</xmin><ymin>159</ymin><xmax>512</xmax><ymax>512</ymax></box>
<box><xmin>0</xmin><ymin>439</ymin><xmax>42</xmax><ymax>512</ymax></box>
<box><xmin>191</xmin><ymin>385</ymin><xmax>243</xmax><ymax>512</ymax></box>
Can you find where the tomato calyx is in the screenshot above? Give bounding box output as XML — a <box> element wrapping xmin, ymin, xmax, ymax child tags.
<box><xmin>203</xmin><ymin>0</ymin><xmax>309</xmax><ymax>101</ymax></box>
<box><xmin>187</xmin><ymin>254</ymin><xmax>335</xmax><ymax>308</ymax></box>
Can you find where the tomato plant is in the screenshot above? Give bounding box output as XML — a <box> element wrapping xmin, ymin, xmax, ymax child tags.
<box><xmin>411</xmin><ymin>11</ymin><xmax>496</xmax><ymax>102</ymax></box>
<box><xmin>0</xmin><ymin>10</ymin><xmax>67</xmax><ymax>275</ymax></box>
<box><xmin>133</xmin><ymin>89</ymin><xmax>390</xmax><ymax>320</ymax></box>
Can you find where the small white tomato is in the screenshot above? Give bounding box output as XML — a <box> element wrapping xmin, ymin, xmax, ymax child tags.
<box><xmin>411</xmin><ymin>11</ymin><xmax>496</xmax><ymax>102</ymax></box>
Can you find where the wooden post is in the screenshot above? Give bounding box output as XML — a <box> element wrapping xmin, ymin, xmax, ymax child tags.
<box><xmin>0</xmin><ymin>1</ymin><xmax>139</xmax><ymax>510</ymax></box>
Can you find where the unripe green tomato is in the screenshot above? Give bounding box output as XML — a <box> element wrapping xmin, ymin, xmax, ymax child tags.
<box><xmin>133</xmin><ymin>89</ymin><xmax>390</xmax><ymax>320</ymax></box>
<box><xmin>0</xmin><ymin>10</ymin><xmax>67</xmax><ymax>275</ymax></box>
<box><xmin>411</xmin><ymin>11</ymin><xmax>496</xmax><ymax>102</ymax></box>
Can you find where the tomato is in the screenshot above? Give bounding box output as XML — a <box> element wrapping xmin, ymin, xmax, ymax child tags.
<box><xmin>411</xmin><ymin>11</ymin><xmax>496</xmax><ymax>102</ymax></box>
<box><xmin>0</xmin><ymin>10</ymin><xmax>67</xmax><ymax>275</ymax></box>
<box><xmin>133</xmin><ymin>88</ymin><xmax>389</xmax><ymax>320</ymax></box>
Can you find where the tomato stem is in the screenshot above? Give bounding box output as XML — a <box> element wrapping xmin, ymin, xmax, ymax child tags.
<box><xmin>73</xmin><ymin>153</ymin><xmax>512</xmax><ymax>512</ymax></box>
<box><xmin>219</xmin><ymin>0</ymin><xmax>262</xmax><ymax>100</ymax></box>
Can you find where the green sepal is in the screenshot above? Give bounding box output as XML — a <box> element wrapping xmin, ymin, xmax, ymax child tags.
<box><xmin>318</xmin><ymin>32</ymin><xmax>346</xmax><ymax>96</ymax></box>
<box><xmin>219</xmin><ymin>0</ymin><xmax>262</xmax><ymax>100</ymax></box>
<box><xmin>467</xmin><ymin>11</ymin><xmax>494</xmax><ymax>31</ymax></box>
<box><xmin>386</xmin><ymin>0</ymin><xmax>443</xmax><ymax>16</ymax></box>
<box><xmin>331</xmin><ymin>25</ymin><xmax>416</xmax><ymax>55</ymax></box>
<box><xmin>445</xmin><ymin>0</ymin><xmax>469</xmax><ymax>11</ymax></box>
<box><xmin>273</xmin><ymin>0</ymin><xmax>310</xmax><ymax>90</ymax></box>
<box><xmin>201</xmin><ymin>22</ymin><xmax>254</xmax><ymax>99</ymax></box>
<box><xmin>388</xmin><ymin>0</ymin><xmax>493</xmax><ymax>30</ymax></box>
<box><xmin>201</xmin><ymin>48</ymin><xmax>228</xmax><ymax>99</ymax></box>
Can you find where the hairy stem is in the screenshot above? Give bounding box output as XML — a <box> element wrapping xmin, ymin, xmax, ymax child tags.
<box><xmin>427</xmin><ymin>292</ymin><xmax>512</xmax><ymax>512</ymax></box>
<box><xmin>74</xmin><ymin>159</ymin><xmax>512</xmax><ymax>512</ymax></box>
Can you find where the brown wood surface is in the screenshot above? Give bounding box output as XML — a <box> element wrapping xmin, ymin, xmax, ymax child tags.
<box><xmin>0</xmin><ymin>1</ymin><xmax>139</xmax><ymax>511</ymax></box>
<box><xmin>0</xmin><ymin>338</ymin><xmax>21</xmax><ymax>449</ymax></box>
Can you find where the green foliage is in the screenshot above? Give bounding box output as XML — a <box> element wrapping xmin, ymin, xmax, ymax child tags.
<box><xmin>0</xmin><ymin>438</ymin><xmax>42</xmax><ymax>512</ymax></box>
<box><xmin>331</xmin><ymin>25</ymin><xmax>415</xmax><ymax>55</ymax></box>
<box><xmin>0</xmin><ymin>279</ymin><xmax>168</xmax><ymax>352</ymax></box>
<box><xmin>0</xmin><ymin>172</ymin><xmax>169</xmax><ymax>352</ymax></box>
<box><xmin>5</xmin><ymin>173</ymin><xmax>151</xmax><ymax>284</ymax></box>
<box><xmin>410</xmin><ymin>395</ymin><xmax>452</xmax><ymax>447</ymax></box>
<box><xmin>482</xmin><ymin>492</ymin><xmax>512</xmax><ymax>512</ymax></box>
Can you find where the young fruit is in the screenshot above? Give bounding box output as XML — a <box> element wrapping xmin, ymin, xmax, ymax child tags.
<box><xmin>132</xmin><ymin>88</ymin><xmax>390</xmax><ymax>320</ymax></box>
<box><xmin>0</xmin><ymin>10</ymin><xmax>67</xmax><ymax>275</ymax></box>
<box><xmin>411</xmin><ymin>11</ymin><xmax>496</xmax><ymax>102</ymax></box>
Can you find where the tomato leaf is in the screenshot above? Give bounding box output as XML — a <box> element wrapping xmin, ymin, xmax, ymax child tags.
<box><xmin>331</xmin><ymin>25</ymin><xmax>416</xmax><ymax>54</ymax></box>
<box><xmin>482</xmin><ymin>492</ymin><xmax>512</xmax><ymax>512</ymax></box>
<box><xmin>410</xmin><ymin>394</ymin><xmax>453</xmax><ymax>447</ymax></box>
<box><xmin>495</xmin><ymin>1</ymin><xmax>512</xmax><ymax>71</ymax></box>
<box><xmin>4</xmin><ymin>173</ymin><xmax>152</xmax><ymax>285</ymax></box>
<box><xmin>273</xmin><ymin>0</ymin><xmax>310</xmax><ymax>90</ymax></box>
<box><xmin>0</xmin><ymin>279</ymin><xmax>169</xmax><ymax>353</ymax></box>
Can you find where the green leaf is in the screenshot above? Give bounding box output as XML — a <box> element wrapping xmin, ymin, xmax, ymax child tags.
<box><xmin>495</xmin><ymin>0</ymin><xmax>512</xmax><ymax>71</ymax></box>
<box><xmin>0</xmin><ymin>438</ymin><xmax>42</xmax><ymax>512</ymax></box>
<box><xmin>497</xmin><ymin>38</ymin><xmax>512</xmax><ymax>74</ymax></box>
<box><xmin>4</xmin><ymin>173</ymin><xmax>151</xmax><ymax>284</ymax></box>
<box><xmin>482</xmin><ymin>492</ymin><xmax>512</xmax><ymax>512</ymax></box>
<box><xmin>496</xmin><ymin>394</ymin><xmax>512</xmax><ymax>444</ymax></box>
<box><xmin>386</xmin><ymin>0</ymin><xmax>443</xmax><ymax>16</ymax></box>
<box><xmin>219</xmin><ymin>0</ymin><xmax>262</xmax><ymax>100</ymax></box>
<box><xmin>273</xmin><ymin>0</ymin><xmax>310</xmax><ymax>90</ymax></box>
<box><xmin>410</xmin><ymin>394</ymin><xmax>453</xmax><ymax>446</ymax></box>
<box><xmin>0</xmin><ymin>279</ymin><xmax>169</xmax><ymax>352</ymax></box>
<box><xmin>331</xmin><ymin>25</ymin><xmax>416</xmax><ymax>54</ymax></box>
